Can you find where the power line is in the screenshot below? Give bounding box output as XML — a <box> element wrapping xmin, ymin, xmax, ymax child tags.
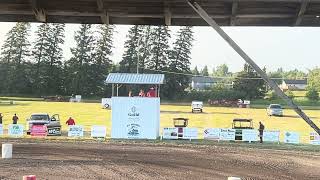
<box><xmin>142</xmin><ymin>67</ymin><xmax>307</xmax><ymax>80</ymax></box>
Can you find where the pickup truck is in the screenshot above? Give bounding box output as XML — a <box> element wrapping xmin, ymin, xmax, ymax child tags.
<box><xmin>26</xmin><ymin>113</ymin><xmax>61</xmax><ymax>136</ymax></box>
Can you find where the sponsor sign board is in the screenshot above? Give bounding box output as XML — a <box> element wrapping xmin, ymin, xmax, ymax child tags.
<box><xmin>68</xmin><ymin>125</ymin><xmax>84</xmax><ymax>137</ymax></box>
<box><xmin>183</xmin><ymin>128</ymin><xmax>198</xmax><ymax>139</ymax></box>
<box><xmin>220</xmin><ymin>129</ymin><xmax>235</xmax><ymax>141</ymax></box>
<box><xmin>47</xmin><ymin>126</ymin><xmax>61</xmax><ymax>136</ymax></box>
<box><xmin>163</xmin><ymin>128</ymin><xmax>178</xmax><ymax>139</ymax></box>
<box><xmin>242</xmin><ymin>129</ymin><xmax>258</xmax><ymax>142</ymax></box>
<box><xmin>112</xmin><ymin>97</ymin><xmax>160</xmax><ymax>139</ymax></box>
<box><xmin>0</xmin><ymin>124</ymin><xmax>3</xmax><ymax>135</ymax></box>
<box><xmin>91</xmin><ymin>125</ymin><xmax>107</xmax><ymax>138</ymax></box>
<box><xmin>204</xmin><ymin>128</ymin><xmax>220</xmax><ymax>140</ymax></box>
<box><xmin>31</xmin><ymin>125</ymin><xmax>47</xmax><ymax>137</ymax></box>
<box><xmin>310</xmin><ymin>132</ymin><xmax>320</xmax><ymax>145</ymax></box>
<box><xmin>263</xmin><ymin>130</ymin><xmax>280</xmax><ymax>142</ymax></box>
<box><xmin>8</xmin><ymin>124</ymin><xmax>24</xmax><ymax>137</ymax></box>
<box><xmin>284</xmin><ymin>131</ymin><xmax>300</xmax><ymax>144</ymax></box>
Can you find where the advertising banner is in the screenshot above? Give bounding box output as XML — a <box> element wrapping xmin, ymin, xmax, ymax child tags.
<box><xmin>204</xmin><ymin>128</ymin><xmax>220</xmax><ymax>140</ymax></box>
<box><xmin>284</xmin><ymin>131</ymin><xmax>300</xmax><ymax>144</ymax></box>
<box><xmin>263</xmin><ymin>130</ymin><xmax>280</xmax><ymax>142</ymax></box>
<box><xmin>182</xmin><ymin>128</ymin><xmax>198</xmax><ymax>139</ymax></box>
<box><xmin>111</xmin><ymin>97</ymin><xmax>160</xmax><ymax>139</ymax></box>
<box><xmin>91</xmin><ymin>125</ymin><xmax>107</xmax><ymax>138</ymax></box>
<box><xmin>8</xmin><ymin>124</ymin><xmax>24</xmax><ymax>137</ymax></box>
<box><xmin>31</xmin><ymin>125</ymin><xmax>47</xmax><ymax>137</ymax></box>
<box><xmin>0</xmin><ymin>124</ymin><xmax>3</xmax><ymax>135</ymax></box>
<box><xmin>310</xmin><ymin>132</ymin><xmax>320</xmax><ymax>145</ymax></box>
<box><xmin>47</xmin><ymin>126</ymin><xmax>61</xmax><ymax>136</ymax></box>
<box><xmin>68</xmin><ymin>125</ymin><xmax>84</xmax><ymax>137</ymax></box>
<box><xmin>242</xmin><ymin>129</ymin><xmax>258</xmax><ymax>142</ymax></box>
<box><xmin>220</xmin><ymin>129</ymin><xmax>235</xmax><ymax>141</ymax></box>
<box><xmin>163</xmin><ymin>128</ymin><xmax>178</xmax><ymax>139</ymax></box>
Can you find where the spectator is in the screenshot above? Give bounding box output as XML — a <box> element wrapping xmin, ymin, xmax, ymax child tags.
<box><xmin>66</xmin><ymin>117</ymin><xmax>76</xmax><ymax>126</ymax></box>
<box><xmin>259</xmin><ymin>121</ymin><xmax>265</xmax><ymax>143</ymax></box>
<box><xmin>0</xmin><ymin>113</ymin><xmax>3</xmax><ymax>124</ymax></box>
<box><xmin>128</xmin><ymin>90</ymin><xmax>133</xmax><ymax>97</ymax></box>
<box><xmin>12</xmin><ymin>114</ymin><xmax>19</xmax><ymax>124</ymax></box>
<box><xmin>138</xmin><ymin>89</ymin><xmax>145</xmax><ymax>97</ymax></box>
<box><xmin>146</xmin><ymin>87</ymin><xmax>156</xmax><ymax>97</ymax></box>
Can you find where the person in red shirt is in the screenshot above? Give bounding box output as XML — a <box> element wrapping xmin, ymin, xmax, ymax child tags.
<box><xmin>146</xmin><ymin>87</ymin><xmax>156</xmax><ymax>97</ymax></box>
<box><xmin>66</xmin><ymin>117</ymin><xmax>75</xmax><ymax>125</ymax></box>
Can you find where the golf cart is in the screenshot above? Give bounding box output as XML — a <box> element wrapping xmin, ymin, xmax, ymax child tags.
<box><xmin>232</xmin><ymin>118</ymin><xmax>254</xmax><ymax>140</ymax></box>
<box><xmin>191</xmin><ymin>101</ymin><xmax>203</xmax><ymax>113</ymax></box>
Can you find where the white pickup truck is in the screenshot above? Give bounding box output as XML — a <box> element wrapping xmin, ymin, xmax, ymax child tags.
<box><xmin>191</xmin><ymin>101</ymin><xmax>203</xmax><ymax>113</ymax></box>
<box><xmin>26</xmin><ymin>113</ymin><xmax>61</xmax><ymax>136</ymax></box>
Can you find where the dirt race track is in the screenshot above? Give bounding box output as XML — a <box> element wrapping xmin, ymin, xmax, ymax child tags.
<box><xmin>1</xmin><ymin>140</ymin><xmax>320</xmax><ymax>180</ymax></box>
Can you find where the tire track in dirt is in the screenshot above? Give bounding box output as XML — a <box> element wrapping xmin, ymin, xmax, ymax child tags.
<box><xmin>1</xmin><ymin>141</ymin><xmax>320</xmax><ymax>179</ymax></box>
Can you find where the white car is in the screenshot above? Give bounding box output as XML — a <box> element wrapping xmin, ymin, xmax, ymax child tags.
<box><xmin>192</xmin><ymin>101</ymin><xmax>203</xmax><ymax>113</ymax></box>
<box><xmin>267</xmin><ymin>104</ymin><xmax>283</xmax><ymax>116</ymax></box>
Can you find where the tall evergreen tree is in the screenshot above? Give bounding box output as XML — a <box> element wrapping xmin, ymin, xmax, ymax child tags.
<box><xmin>146</xmin><ymin>26</ymin><xmax>171</xmax><ymax>71</ymax></box>
<box><xmin>165</xmin><ymin>26</ymin><xmax>194</xmax><ymax>99</ymax></box>
<box><xmin>119</xmin><ymin>25</ymin><xmax>144</xmax><ymax>73</ymax></box>
<box><xmin>31</xmin><ymin>23</ymin><xmax>65</xmax><ymax>95</ymax></box>
<box><xmin>201</xmin><ymin>65</ymin><xmax>209</xmax><ymax>76</ymax></box>
<box><xmin>45</xmin><ymin>23</ymin><xmax>65</xmax><ymax>95</ymax></box>
<box><xmin>31</xmin><ymin>23</ymin><xmax>50</xmax><ymax>94</ymax></box>
<box><xmin>0</xmin><ymin>22</ymin><xmax>31</xmax><ymax>93</ymax></box>
<box><xmin>192</xmin><ymin>66</ymin><xmax>200</xmax><ymax>75</ymax></box>
<box><xmin>66</xmin><ymin>24</ymin><xmax>95</xmax><ymax>95</ymax></box>
<box><xmin>138</xmin><ymin>25</ymin><xmax>152</xmax><ymax>73</ymax></box>
<box><xmin>92</xmin><ymin>24</ymin><xmax>115</xmax><ymax>95</ymax></box>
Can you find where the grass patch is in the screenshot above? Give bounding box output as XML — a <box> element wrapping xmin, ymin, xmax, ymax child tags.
<box><xmin>0</xmin><ymin>96</ymin><xmax>44</xmax><ymax>101</ymax></box>
<box><xmin>0</xmin><ymin>101</ymin><xmax>319</xmax><ymax>144</ymax></box>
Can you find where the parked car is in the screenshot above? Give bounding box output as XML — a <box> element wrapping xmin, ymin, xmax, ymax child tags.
<box><xmin>26</xmin><ymin>113</ymin><xmax>61</xmax><ymax>135</ymax></box>
<box><xmin>191</xmin><ymin>101</ymin><xmax>203</xmax><ymax>113</ymax></box>
<box><xmin>267</xmin><ymin>104</ymin><xmax>283</xmax><ymax>116</ymax></box>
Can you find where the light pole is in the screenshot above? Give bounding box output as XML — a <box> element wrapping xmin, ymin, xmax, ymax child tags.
<box><xmin>136</xmin><ymin>37</ymin><xmax>142</xmax><ymax>74</ymax></box>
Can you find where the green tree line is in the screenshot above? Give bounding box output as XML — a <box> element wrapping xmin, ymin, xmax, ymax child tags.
<box><xmin>0</xmin><ymin>23</ymin><xmax>194</xmax><ymax>99</ymax></box>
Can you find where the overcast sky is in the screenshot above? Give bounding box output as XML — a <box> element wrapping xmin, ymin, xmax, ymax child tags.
<box><xmin>0</xmin><ymin>22</ymin><xmax>319</xmax><ymax>72</ymax></box>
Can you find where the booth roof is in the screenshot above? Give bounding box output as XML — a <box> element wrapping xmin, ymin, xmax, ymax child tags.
<box><xmin>105</xmin><ymin>73</ymin><xmax>165</xmax><ymax>85</ymax></box>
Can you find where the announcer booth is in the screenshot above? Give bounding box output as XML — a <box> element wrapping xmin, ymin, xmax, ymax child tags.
<box><xmin>105</xmin><ymin>73</ymin><xmax>165</xmax><ymax>139</ymax></box>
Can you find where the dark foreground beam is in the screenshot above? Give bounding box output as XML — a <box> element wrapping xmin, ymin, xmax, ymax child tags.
<box><xmin>97</xmin><ymin>0</ymin><xmax>109</xmax><ymax>24</ymax></box>
<box><xmin>187</xmin><ymin>0</ymin><xmax>320</xmax><ymax>135</ymax></box>
<box><xmin>230</xmin><ymin>0</ymin><xmax>238</xmax><ymax>26</ymax></box>
<box><xmin>295</xmin><ymin>0</ymin><xmax>309</xmax><ymax>26</ymax></box>
<box><xmin>30</xmin><ymin>0</ymin><xmax>46</xmax><ymax>22</ymax></box>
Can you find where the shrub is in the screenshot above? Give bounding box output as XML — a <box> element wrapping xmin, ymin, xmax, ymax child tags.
<box><xmin>285</xmin><ymin>90</ymin><xmax>295</xmax><ymax>99</ymax></box>
<box><xmin>183</xmin><ymin>89</ymin><xmax>246</xmax><ymax>102</ymax></box>
<box><xmin>306</xmin><ymin>88</ymin><xmax>319</xmax><ymax>101</ymax></box>
<box><xmin>266</xmin><ymin>91</ymin><xmax>278</xmax><ymax>100</ymax></box>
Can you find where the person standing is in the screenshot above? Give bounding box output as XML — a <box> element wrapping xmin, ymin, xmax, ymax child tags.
<box><xmin>259</xmin><ymin>121</ymin><xmax>265</xmax><ymax>143</ymax></box>
<box><xmin>12</xmin><ymin>114</ymin><xmax>19</xmax><ymax>124</ymax></box>
<box><xmin>128</xmin><ymin>90</ymin><xmax>133</xmax><ymax>97</ymax></box>
<box><xmin>138</xmin><ymin>89</ymin><xmax>145</xmax><ymax>97</ymax></box>
<box><xmin>0</xmin><ymin>113</ymin><xmax>3</xmax><ymax>124</ymax></box>
<box><xmin>146</xmin><ymin>87</ymin><xmax>156</xmax><ymax>97</ymax></box>
<box><xmin>66</xmin><ymin>117</ymin><xmax>76</xmax><ymax>126</ymax></box>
